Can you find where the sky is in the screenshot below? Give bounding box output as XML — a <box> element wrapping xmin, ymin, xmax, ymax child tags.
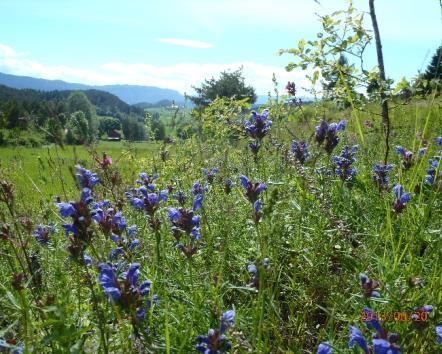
<box><xmin>0</xmin><ymin>0</ymin><xmax>440</xmax><ymax>96</ymax></box>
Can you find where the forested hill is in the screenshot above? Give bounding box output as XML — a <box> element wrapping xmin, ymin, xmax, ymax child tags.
<box><xmin>0</xmin><ymin>72</ymin><xmax>185</xmax><ymax>105</ymax></box>
<box><xmin>0</xmin><ymin>84</ymin><xmax>144</xmax><ymax>117</ymax></box>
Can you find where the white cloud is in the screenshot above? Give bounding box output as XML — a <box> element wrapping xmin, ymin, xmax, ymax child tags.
<box><xmin>157</xmin><ymin>38</ymin><xmax>213</xmax><ymax>49</ymax></box>
<box><xmin>0</xmin><ymin>43</ymin><xmax>312</xmax><ymax>95</ymax></box>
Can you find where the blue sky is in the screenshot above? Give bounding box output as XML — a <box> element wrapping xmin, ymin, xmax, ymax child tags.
<box><xmin>0</xmin><ymin>0</ymin><xmax>440</xmax><ymax>95</ymax></box>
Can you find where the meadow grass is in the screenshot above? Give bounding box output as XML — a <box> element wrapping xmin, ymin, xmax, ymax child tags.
<box><xmin>0</xmin><ymin>98</ymin><xmax>441</xmax><ymax>353</ymax></box>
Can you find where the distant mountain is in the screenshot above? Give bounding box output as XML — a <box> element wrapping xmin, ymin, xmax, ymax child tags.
<box><xmin>0</xmin><ymin>72</ymin><xmax>185</xmax><ymax>105</ymax></box>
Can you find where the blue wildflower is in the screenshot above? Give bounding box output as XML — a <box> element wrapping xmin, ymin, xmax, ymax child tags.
<box><xmin>0</xmin><ymin>340</ymin><xmax>23</xmax><ymax>354</ymax></box>
<box><xmin>203</xmin><ymin>167</ymin><xmax>219</xmax><ymax>184</ymax></box>
<box><xmin>80</xmin><ymin>187</ymin><xmax>94</xmax><ymax>204</ymax></box>
<box><xmin>418</xmin><ymin>147</ymin><xmax>426</xmax><ymax>157</ymax></box>
<box><xmin>425</xmin><ymin>156</ymin><xmax>440</xmax><ymax>185</ymax></box>
<box><xmin>315</xmin><ymin>120</ymin><xmax>346</xmax><ymax>153</ymax></box>
<box><xmin>392</xmin><ymin>184</ymin><xmax>411</xmax><ymax>213</ymax></box>
<box><xmin>83</xmin><ymin>253</ymin><xmax>93</xmax><ymax>266</ymax></box>
<box><xmin>362</xmin><ymin>307</ymin><xmax>385</xmax><ymax>338</ymax></box>
<box><xmin>332</xmin><ymin>145</ymin><xmax>358</xmax><ymax>182</ymax></box>
<box><xmin>224</xmin><ymin>178</ymin><xmax>233</xmax><ymax>194</ymax></box>
<box><xmin>316</xmin><ymin>166</ymin><xmax>332</xmax><ymax>176</ymax></box>
<box><xmin>196</xmin><ymin>310</ymin><xmax>235</xmax><ymax>353</ymax></box>
<box><xmin>436</xmin><ymin>136</ymin><xmax>442</xmax><ymax>146</ymax></box>
<box><xmin>291</xmin><ymin>140</ymin><xmax>309</xmax><ymax>163</ymax></box>
<box><xmin>98</xmin><ymin>263</ymin><xmax>121</xmax><ymax>302</ymax></box>
<box><xmin>244</xmin><ymin>109</ymin><xmax>272</xmax><ymax>140</ymax></box>
<box><xmin>136</xmin><ymin>172</ymin><xmax>158</xmax><ymax>191</ymax></box>
<box><xmin>56</xmin><ymin>197</ymin><xmax>95</xmax><ymax>259</ymax></box>
<box><xmin>98</xmin><ymin>263</ymin><xmax>154</xmax><ymax>323</ymax></box>
<box><xmin>395</xmin><ymin>145</ymin><xmax>413</xmax><ymax>169</ymax></box>
<box><xmin>57</xmin><ymin>202</ymin><xmax>76</xmax><ymax>217</ymax></box>
<box><xmin>436</xmin><ymin>326</ymin><xmax>442</xmax><ymax>345</ymax></box>
<box><xmin>220</xmin><ymin>310</ymin><xmax>235</xmax><ymax>333</ymax></box>
<box><xmin>192</xmin><ymin>181</ymin><xmax>208</xmax><ymax>196</ymax></box>
<box><xmin>372</xmin><ymin>339</ymin><xmax>401</xmax><ymax>354</ymax></box>
<box><xmin>360</xmin><ymin>273</ymin><xmax>380</xmax><ymax>298</ymax></box>
<box><xmin>92</xmin><ymin>204</ymin><xmax>126</xmax><ymax>238</ymax></box>
<box><xmin>193</xmin><ymin>193</ymin><xmax>204</xmax><ymax>212</ymax></box>
<box><xmin>168</xmin><ymin>207</ymin><xmax>201</xmax><ymax>241</ymax></box>
<box><xmin>75</xmin><ymin>165</ymin><xmax>100</xmax><ymax>189</ymax></box>
<box><xmin>372</xmin><ymin>163</ymin><xmax>393</xmax><ymax>190</ymax></box>
<box><xmin>173</xmin><ymin>190</ymin><xmax>189</xmax><ymax>206</ymax></box>
<box><xmin>127</xmin><ymin>225</ymin><xmax>137</xmax><ymax>237</ymax></box>
<box><xmin>248</xmin><ymin>141</ymin><xmax>261</xmax><ymax>160</ymax></box>
<box><xmin>126</xmin><ymin>186</ymin><xmax>168</xmax><ymax>221</ymax></box>
<box><xmin>411</xmin><ymin>305</ymin><xmax>433</xmax><ymax>329</ymax></box>
<box><xmin>33</xmin><ymin>224</ymin><xmax>57</xmax><ymax>246</ymax></box>
<box><xmin>349</xmin><ymin>326</ymin><xmax>369</xmax><ymax>353</ymax></box>
<box><xmin>239</xmin><ymin>175</ymin><xmax>267</xmax><ymax>203</ymax></box>
<box><xmin>317</xmin><ymin>342</ymin><xmax>333</xmax><ymax>354</ymax></box>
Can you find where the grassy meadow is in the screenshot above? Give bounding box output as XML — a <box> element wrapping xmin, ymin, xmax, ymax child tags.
<box><xmin>0</xmin><ymin>97</ymin><xmax>441</xmax><ymax>353</ymax></box>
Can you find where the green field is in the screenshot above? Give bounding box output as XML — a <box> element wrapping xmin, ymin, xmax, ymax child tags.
<box><xmin>0</xmin><ymin>98</ymin><xmax>441</xmax><ymax>353</ymax></box>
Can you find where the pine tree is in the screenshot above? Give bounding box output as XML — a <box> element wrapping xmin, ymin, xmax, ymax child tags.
<box><xmin>423</xmin><ymin>46</ymin><xmax>442</xmax><ymax>81</ymax></box>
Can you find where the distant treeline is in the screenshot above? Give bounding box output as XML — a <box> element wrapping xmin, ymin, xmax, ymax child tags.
<box><xmin>0</xmin><ymin>85</ymin><xmax>167</xmax><ymax>146</ymax></box>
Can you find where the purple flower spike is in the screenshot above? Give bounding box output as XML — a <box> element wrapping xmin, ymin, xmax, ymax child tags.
<box><xmin>317</xmin><ymin>342</ymin><xmax>333</xmax><ymax>354</ymax></box>
<box><xmin>392</xmin><ymin>184</ymin><xmax>411</xmax><ymax>213</ymax></box>
<box><xmin>348</xmin><ymin>326</ymin><xmax>369</xmax><ymax>353</ymax></box>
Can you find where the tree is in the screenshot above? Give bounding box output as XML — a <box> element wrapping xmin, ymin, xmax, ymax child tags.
<box><xmin>322</xmin><ymin>54</ymin><xmax>356</xmax><ymax>108</ymax></box>
<box><xmin>151</xmin><ymin>113</ymin><xmax>166</xmax><ymax>141</ymax></box>
<box><xmin>98</xmin><ymin>116</ymin><xmax>121</xmax><ymax>136</ymax></box>
<box><xmin>67</xmin><ymin>92</ymin><xmax>97</xmax><ymax>140</ymax></box>
<box><xmin>423</xmin><ymin>45</ymin><xmax>442</xmax><ymax>81</ymax></box>
<box><xmin>122</xmin><ymin>116</ymin><xmax>146</xmax><ymax>141</ymax></box>
<box><xmin>189</xmin><ymin>68</ymin><xmax>257</xmax><ymax>107</ymax></box>
<box><xmin>280</xmin><ymin>1</ymin><xmax>392</xmax><ymax>163</ymax></box>
<box><xmin>66</xmin><ymin>111</ymin><xmax>89</xmax><ymax>145</ymax></box>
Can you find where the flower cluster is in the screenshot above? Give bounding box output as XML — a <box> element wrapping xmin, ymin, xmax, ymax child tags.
<box><xmin>167</xmin><ymin>192</ymin><xmax>203</xmax><ymax>258</ymax></box>
<box><xmin>436</xmin><ymin>326</ymin><xmax>442</xmax><ymax>345</ymax></box>
<box><xmin>350</xmin><ymin>308</ymin><xmax>401</xmax><ymax>354</ymax></box>
<box><xmin>136</xmin><ymin>172</ymin><xmax>158</xmax><ymax>191</ymax></box>
<box><xmin>196</xmin><ymin>310</ymin><xmax>235</xmax><ymax>353</ymax></box>
<box><xmin>75</xmin><ymin>165</ymin><xmax>100</xmax><ymax>189</ymax></box>
<box><xmin>359</xmin><ymin>273</ymin><xmax>380</xmax><ymax>298</ymax></box>
<box><xmin>203</xmin><ymin>168</ymin><xmax>219</xmax><ymax>184</ymax></box>
<box><xmin>317</xmin><ymin>342</ymin><xmax>332</xmax><ymax>354</ymax></box>
<box><xmin>91</xmin><ymin>201</ymin><xmax>124</xmax><ymax>236</ymax></box>
<box><xmin>291</xmin><ymin>140</ymin><xmax>309</xmax><ymax>164</ymax></box>
<box><xmin>239</xmin><ymin>175</ymin><xmax>266</xmax><ymax>222</ymax></box>
<box><xmin>315</xmin><ymin>120</ymin><xmax>346</xmax><ymax>153</ymax></box>
<box><xmin>392</xmin><ymin>184</ymin><xmax>411</xmax><ymax>213</ymax></box>
<box><xmin>424</xmin><ymin>156</ymin><xmax>440</xmax><ymax>185</ymax></box>
<box><xmin>0</xmin><ymin>339</ymin><xmax>23</xmax><ymax>354</ymax></box>
<box><xmin>285</xmin><ymin>81</ymin><xmax>297</xmax><ymax>96</ymax></box>
<box><xmin>224</xmin><ymin>179</ymin><xmax>233</xmax><ymax>194</ymax></box>
<box><xmin>98</xmin><ymin>263</ymin><xmax>155</xmax><ymax>323</ymax></box>
<box><xmin>395</xmin><ymin>146</ymin><xmax>413</xmax><ymax>169</ymax></box>
<box><xmin>411</xmin><ymin>305</ymin><xmax>433</xmax><ymax>329</ymax></box>
<box><xmin>247</xmin><ymin>258</ymin><xmax>269</xmax><ymax>290</ymax></box>
<box><xmin>332</xmin><ymin>145</ymin><xmax>358</xmax><ymax>182</ymax></box>
<box><xmin>126</xmin><ymin>186</ymin><xmax>168</xmax><ymax>230</ymax></box>
<box><xmin>57</xmin><ymin>197</ymin><xmax>94</xmax><ymax>259</ymax></box>
<box><xmin>33</xmin><ymin>224</ymin><xmax>57</xmax><ymax>246</ymax></box>
<box><xmin>244</xmin><ymin>109</ymin><xmax>272</xmax><ymax>140</ymax></box>
<box><xmin>372</xmin><ymin>163</ymin><xmax>393</xmax><ymax>191</ymax></box>
<box><xmin>244</xmin><ymin>109</ymin><xmax>272</xmax><ymax>160</ymax></box>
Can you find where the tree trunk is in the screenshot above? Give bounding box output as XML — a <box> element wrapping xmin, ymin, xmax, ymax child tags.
<box><xmin>369</xmin><ymin>0</ymin><xmax>390</xmax><ymax>164</ymax></box>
